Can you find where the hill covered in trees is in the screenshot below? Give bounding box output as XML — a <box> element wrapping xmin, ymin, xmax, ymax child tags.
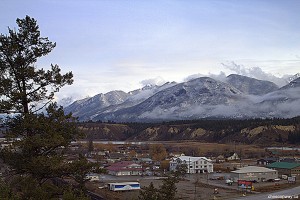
<box><xmin>80</xmin><ymin>117</ymin><xmax>300</xmax><ymax>145</ymax></box>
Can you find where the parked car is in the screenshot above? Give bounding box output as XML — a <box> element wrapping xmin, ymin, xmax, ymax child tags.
<box><xmin>225</xmin><ymin>179</ymin><xmax>233</xmax><ymax>185</ymax></box>
<box><xmin>281</xmin><ymin>175</ymin><xmax>288</xmax><ymax>180</ymax></box>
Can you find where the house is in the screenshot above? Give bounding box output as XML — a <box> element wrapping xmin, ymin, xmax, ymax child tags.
<box><xmin>85</xmin><ymin>173</ymin><xmax>100</xmax><ymax>181</ymax></box>
<box><xmin>133</xmin><ymin>157</ymin><xmax>153</xmax><ymax>164</ymax></box>
<box><xmin>106</xmin><ymin>161</ymin><xmax>143</xmax><ymax>176</ymax></box>
<box><xmin>226</xmin><ymin>152</ymin><xmax>239</xmax><ymax>161</ymax></box>
<box><xmin>257</xmin><ymin>157</ymin><xmax>278</xmax><ymax>166</ymax></box>
<box><xmin>216</xmin><ymin>155</ymin><xmax>225</xmax><ymax>163</ymax></box>
<box><xmin>106</xmin><ymin>152</ymin><xmax>126</xmax><ymax>163</ymax></box>
<box><xmin>231</xmin><ymin>166</ymin><xmax>278</xmax><ymax>182</ymax></box>
<box><xmin>170</xmin><ymin>156</ymin><xmax>213</xmax><ymax>174</ymax></box>
<box><xmin>267</xmin><ymin>162</ymin><xmax>300</xmax><ymax>177</ymax></box>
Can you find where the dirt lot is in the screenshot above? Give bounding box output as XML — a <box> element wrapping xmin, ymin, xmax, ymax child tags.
<box><xmin>86</xmin><ymin>174</ymin><xmax>243</xmax><ymax>200</ymax></box>
<box><xmin>86</xmin><ymin>173</ymin><xmax>300</xmax><ymax>200</ymax></box>
<box><xmin>87</xmin><ymin>178</ymin><xmax>241</xmax><ymax>200</ymax></box>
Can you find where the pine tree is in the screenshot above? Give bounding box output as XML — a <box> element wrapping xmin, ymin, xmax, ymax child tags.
<box><xmin>0</xmin><ymin>15</ymin><xmax>73</xmax><ymax>114</ymax></box>
<box><xmin>158</xmin><ymin>176</ymin><xmax>178</xmax><ymax>200</ymax></box>
<box><xmin>0</xmin><ymin>16</ymin><xmax>90</xmax><ymax>199</ymax></box>
<box><xmin>138</xmin><ymin>182</ymin><xmax>159</xmax><ymax>200</ymax></box>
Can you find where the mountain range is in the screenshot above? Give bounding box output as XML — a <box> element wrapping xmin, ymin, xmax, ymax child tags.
<box><xmin>64</xmin><ymin>74</ymin><xmax>300</xmax><ymax>122</ymax></box>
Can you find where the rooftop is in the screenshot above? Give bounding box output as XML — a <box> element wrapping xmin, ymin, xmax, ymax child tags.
<box><xmin>106</xmin><ymin>161</ymin><xmax>142</xmax><ymax>172</ymax></box>
<box><xmin>175</xmin><ymin>156</ymin><xmax>212</xmax><ymax>163</ymax></box>
<box><xmin>267</xmin><ymin>162</ymin><xmax>300</xmax><ymax>169</ymax></box>
<box><xmin>231</xmin><ymin>166</ymin><xmax>277</xmax><ymax>174</ymax></box>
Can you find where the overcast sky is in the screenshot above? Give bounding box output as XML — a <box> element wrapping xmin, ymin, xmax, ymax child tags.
<box><xmin>1</xmin><ymin>0</ymin><xmax>300</xmax><ymax>102</ymax></box>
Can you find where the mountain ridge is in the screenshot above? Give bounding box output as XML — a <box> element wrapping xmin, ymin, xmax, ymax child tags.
<box><xmin>65</xmin><ymin>74</ymin><xmax>300</xmax><ymax>122</ymax></box>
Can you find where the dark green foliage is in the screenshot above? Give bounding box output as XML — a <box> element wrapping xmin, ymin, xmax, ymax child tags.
<box><xmin>0</xmin><ymin>180</ymin><xmax>19</xmax><ymax>200</ymax></box>
<box><xmin>68</xmin><ymin>154</ymin><xmax>95</xmax><ymax>192</ymax></box>
<box><xmin>138</xmin><ymin>182</ymin><xmax>159</xmax><ymax>200</ymax></box>
<box><xmin>159</xmin><ymin>175</ymin><xmax>178</xmax><ymax>200</ymax></box>
<box><xmin>174</xmin><ymin>164</ymin><xmax>187</xmax><ymax>179</ymax></box>
<box><xmin>0</xmin><ymin>15</ymin><xmax>73</xmax><ymax>113</ymax></box>
<box><xmin>11</xmin><ymin>176</ymin><xmax>61</xmax><ymax>200</ymax></box>
<box><xmin>0</xmin><ymin>105</ymin><xmax>94</xmax><ymax>199</ymax></box>
<box><xmin>62</xmin><ymin>187</ymin><xmax>91</xmax><ymax>200</ymax></box>
<box><xmin>87</xmin><ymin>138</ymin><xmax>94</xmax><ymax>153</ymax></box>
<box><xmin>139</xmin><ymin>175</ymin><xmax>179</xmax><ymax>200</ymax></box>
<box><xmin>1</xmin><ymin>104</ymin><xmax>80</xmax><ymax>183</ymax></box>
<box><xmin>276</xmin><ymin>134</ymin><xmax>283</xmax><ymax>143</ymax></box>
<box><xmin>0</xmin><ymin>16</ymin><xmax>92</xmax><ymax>199</ymax></box>
<box><xmin>288</xmin><ymin>130</ymin><xmax>300</xmax><ymax>144</ymax></box>
<box><xmin>140</xmin><ymin>117</ymin><xmax>300</xmax><ymax>132</ymax></box>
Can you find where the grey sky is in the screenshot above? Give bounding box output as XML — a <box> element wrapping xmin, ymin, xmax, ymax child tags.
<box><xmin>1</xmin><ymin>0</ymin><xmax>300</xmax><ymax>102</ymax></box>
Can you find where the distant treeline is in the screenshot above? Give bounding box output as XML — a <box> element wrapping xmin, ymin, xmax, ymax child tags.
<box><xmin>82</xmin><ymin>116</ymin><xmax>300</xmax><ymax>131</ymax></box>
<box><xmin>79</xmin><ymin>116</ymin><xmax>300</xmax><ymax>144</ymax></box>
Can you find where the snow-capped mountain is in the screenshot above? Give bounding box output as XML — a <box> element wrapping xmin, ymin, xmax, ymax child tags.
<box><xmin>280</xmin><ymin>77</ymin><xmax>300</xmax><ymax>90</ymax></box>
<box><xmin>226</xmin><ymin>74</ymin><xmax>279</xmax><ymax>95</ymax></box>
<box><xmin>64</xmin><ymin>90</ymin><xmax>130</xmax><ymax>121</ymax></box>
<box><xmin>92</xmin><ymin>77</ymin><xmax>243</xmax><ymax>121</ymax></box>
<box><xmin>64</xmin><ymin>74</ymin><xmax>300</xmax><ymax>122</ymax></box>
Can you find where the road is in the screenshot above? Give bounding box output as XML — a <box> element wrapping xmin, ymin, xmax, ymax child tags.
<box><xmin>87</xmin><ymin>191</ymin><xmax>104</xmax><ymax>200</ymax></box>
<box><xmin>234</xmin><ymin>185</ymin><xmax>300</xmax><ymax>200</ymax></box>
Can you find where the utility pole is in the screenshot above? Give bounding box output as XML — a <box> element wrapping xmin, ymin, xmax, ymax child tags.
<box><xmin>240</xmin><ymin>147</ymin><xmax>242</xmax><ymax>168</ymax></box>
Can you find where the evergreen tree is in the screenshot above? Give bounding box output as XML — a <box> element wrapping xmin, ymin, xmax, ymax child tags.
<box><xmin>174</xmin><ymin>164</ymin><xmax>187</xmax><ymax>179</ymax></box>
<box><xmin>1</xmin><ymin>104</ymin><xmax>80</xmax><ymax>183</ymax></box>
<box><xmin>88</xmin><ymin>137</ymin><xmax>94</xmax><ymax>153</ymax></box>
<box><xmin>138</xmin><ymin>182</ymin><xmax>159</xmax><ymax>200</ymax></box>
<box><xmin>138</xmin><ymin>175</ymin><xmax>179</xmax><ymax>200</ymax></box>
<box><xmin>0</xmin><ymin>16</ymin><xmax>90</xmax><ymax>199</ymax></box>
<box><xmin>0</xmin><ymin>15</ymin><xmax>73</xmax><ymax>114</ymax></box>
<box><xmin>68</xmin><ymin>154</ymin><xmax>95</xmax><ymax>193</ymax></box>
<box><xmin>158</xmin><ymin>175</ymin><xmax>178</xmax><ymax>200</ymax></box>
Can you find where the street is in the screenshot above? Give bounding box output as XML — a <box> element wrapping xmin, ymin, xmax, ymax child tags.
<box><xmin>234</xmin><ymin>186</ymin><xmax>300</xmax><ymax>200</ymax></box>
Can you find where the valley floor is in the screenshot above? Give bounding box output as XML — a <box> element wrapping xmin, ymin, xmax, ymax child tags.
<box><xmin>85</xmin><ymin>173</ymin><xmax>300</xmax><ymax>200</ymax></box>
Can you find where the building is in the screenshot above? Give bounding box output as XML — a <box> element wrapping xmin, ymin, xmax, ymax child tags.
<box><xmin>226</xmin><ymin>152</ymin><xmax>240</xmax><ymax>161</ymax></box>
<box><xmin>106</xmin><ymin>161</ymin><xmax>143</xmax><ymax>176</ymax></box>
<box><xmin>108</xmin><ymin>182</ymin><xmax>140</xmax><ymax>191</ymax></box>
<box><xmin>85</xmin><ymin>173</ymin><xmax>100</xmax><ymax>181</ymax></box>
<box><xmin>133</xmin><ymin>157</ymin><xmax>153</xmax><ymax>164</ymax></box>
<box><xmin>257</xmin><ymin>157</ymin><xmax>278</xmax><ymax>166</ymax></box>
<box><xmin>280</xmin><ymin>158</ymin><xmax>298</xmax><ymax>163</ymax></box>
<box><xmin>106</xmin><ymin>152</ymin><xmax>126</xmax><ymax>163</ymax></box>
<box><xmin>216</xmin><ymin>155</ymin><xmax>225</xmax><ymax>163</ymax></box>
<box><xmin>267</xmin><ymin>162</ymin><xmax>300</xmax><ymax>177</ymax></box>
<box><xmin>170</xmin><ymin>156</ymin><xmax>213</xmax><ymax>174</ymax></box>
<box><xmin>231</xmin><ymin>166</ymin><xmax>278</xmax><ymax>182</ymax></box>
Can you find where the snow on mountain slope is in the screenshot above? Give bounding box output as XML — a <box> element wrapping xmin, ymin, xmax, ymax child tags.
<box><xmin>93</xmin><ymin>77</ymin><xmax>243</xmax><ymax>121</ymax></box>
<box><xmin>226</xmin><ymin>74</ymin><xmax>279</xmax><ymax>95</ymax></box>
<box><xmin>64</xmin><ymin>74</ymin><xmax>300</xmax><ymax>122</ymax></box>
<box><xmin>64</xmin><ymin>90</ymin><xmax>129</xmax><ymax>121</ymax></box>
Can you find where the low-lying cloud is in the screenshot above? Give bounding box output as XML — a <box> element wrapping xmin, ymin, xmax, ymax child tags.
<box><xmin>221</xmin><ymin>61</ymin><xmax>290</xmax><ymax>86</ymax></box>
<box><xmin>140</xmin><ymin>76</ymin><xmax>166</xmax><ymax>87</ymax></box>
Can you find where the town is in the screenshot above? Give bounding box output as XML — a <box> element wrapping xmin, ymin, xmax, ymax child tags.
<box><xmin>10</xmin><ymin>138</ymin><xmax>296</xmax><ymax>199</ymax></box>
<box><xmin>1</xmin><ymin>1</ymin><xmax>300</xmax><ymax>199</ymax></box>
<box><xmin>68</xmin><ymin>141</ymin><xmax>300</xmax><ymax>199</ymax></box>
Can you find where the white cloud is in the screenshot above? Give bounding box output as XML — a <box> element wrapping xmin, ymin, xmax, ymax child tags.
<box><xmin>221</xmin><ymin>61</ymin><xmax>290</xmax><ymax>86</ymax></box>
<box><xmin>140</xmin><ymin>77</ymin><xmax>166</xmax><ymax>87</ymax></box>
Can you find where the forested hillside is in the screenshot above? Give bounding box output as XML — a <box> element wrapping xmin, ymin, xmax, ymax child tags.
<box><xmin>80</xmin><ymin>117</ymin><xmax>300</xmax><ymax>145</ymax></box>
